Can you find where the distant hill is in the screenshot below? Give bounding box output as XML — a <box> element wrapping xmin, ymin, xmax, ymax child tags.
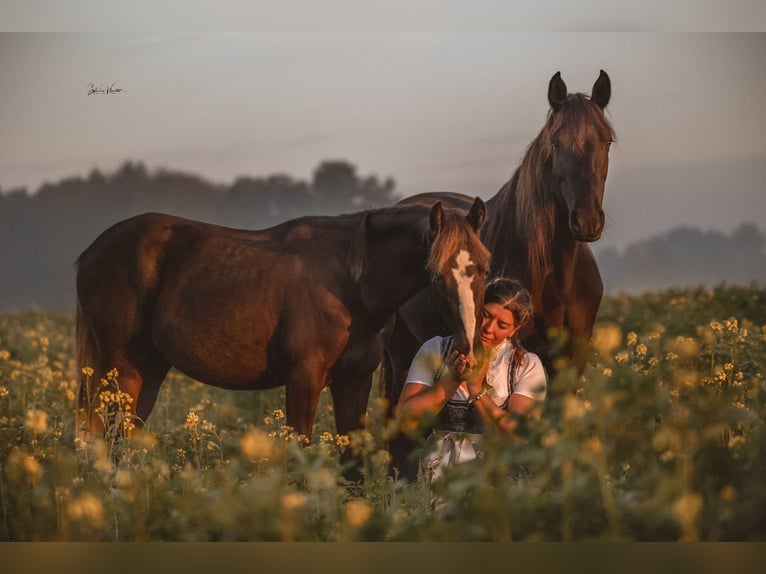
<box><xmin>595</xmin><ymin>223</ymin><xmax>766</xmax><ymax>293</ymax></box>
<box><xmin>2</xmin><ymin>160</ymin><xmax>764</xmax><ymax>312</ymax></box>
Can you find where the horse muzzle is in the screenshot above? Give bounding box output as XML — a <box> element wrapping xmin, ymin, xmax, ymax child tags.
<box><xmin>570</xmin><ymin>208</ymin><xmax>605</xmax><ymax>242</ymax></box>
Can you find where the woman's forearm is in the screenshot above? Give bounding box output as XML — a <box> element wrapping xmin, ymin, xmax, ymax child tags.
<box><xmin>473</xmin><ymin>393</ymin><xmax>538</xmax><ymax>441</ymax></box>
<box><xmin>396</xmin><ymin>379</ymin><xmax>461</xmax><ymax>431</ymax></box>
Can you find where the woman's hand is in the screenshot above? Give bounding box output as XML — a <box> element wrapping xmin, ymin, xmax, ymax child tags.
<box><xmin>445</xmin><ymin>349</ymin><xmax>489</xmax><ymax>395</ymax></box>
<box><xmin>445</xmin><ymin>349</ymin><xmax>469</xmax><ymax>380</ymax></box>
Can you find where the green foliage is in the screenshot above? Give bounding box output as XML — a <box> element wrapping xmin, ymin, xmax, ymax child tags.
<box><xmin>1</xmin><ymin>286</ymin><xmax>765</xmax><ymax>540</ymax></box>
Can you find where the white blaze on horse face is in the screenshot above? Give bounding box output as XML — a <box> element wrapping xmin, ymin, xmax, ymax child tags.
<box><xmin>451</xmin><ymin>249</ymin><xmax>477</xmax><ymax>363</ymax></box>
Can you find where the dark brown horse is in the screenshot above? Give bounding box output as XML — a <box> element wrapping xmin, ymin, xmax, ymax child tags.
<box><xmin>384</xmin><ymin>70</ymin><xmax>614</xmax><ymax>477</ymax></box>
<box><xmin>75</xmin><ymin>200</ymin><xmax>490</xmax><ymax>455</ymax></box>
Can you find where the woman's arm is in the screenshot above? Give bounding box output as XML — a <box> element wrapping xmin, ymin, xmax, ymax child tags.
<box><xmin>471</xmin><ymin>391</ymin><xmax>541</xmax><ymax>442</ymax></box>
<box><xmin>471</xmin><ymin>352</ymin><xmax>546</xmax><ymax>441</ymax></box>
<box><xmin>396</xmin><ymin>349</ymin><xmax>486</xmax><ymax>434</ymax></box>
<box><xmin>396</xmin><ymin>374</ymin><xmax>461</xmax><ymax>435</ymax></box>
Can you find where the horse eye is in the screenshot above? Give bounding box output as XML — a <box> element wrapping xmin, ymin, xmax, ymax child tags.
<box><xmin>551</xmin><ymin>140</ymin><xmax>559</xmax><ymax>150</ymax></box>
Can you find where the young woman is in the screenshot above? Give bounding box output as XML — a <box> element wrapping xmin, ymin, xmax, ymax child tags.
<box><xmin>396</xmin><ymin>278</ymin><xmax>547</xmax><ymax>480</ymax></box>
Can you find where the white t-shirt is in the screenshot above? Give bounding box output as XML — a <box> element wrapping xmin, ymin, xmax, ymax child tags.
<box><xmin>404</xmin><ymin>335</ymin><xmax>547</xmax><ymax>475</ymax></box>
<box><xmin>405</xmin><ymin>336</ymin><xmax>547</xmax><ymax>404</ymax></box>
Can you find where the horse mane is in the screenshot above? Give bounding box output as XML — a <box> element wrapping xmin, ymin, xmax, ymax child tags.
<box><xmin>483</xmin><ymin>93</ymin><xmax>615</xmax><ymax>284</ymax></box>
<box><xmin>346</xmin><ymin>211</ymin><xmax>371</xmax><ymax>283</ymax></box>
<box><xmin>346</xmin><ymin>205</ymin><xmax>489</xmax><ymax>284</ymax></box>
<box><xmin>427</xmin><ymin>211</ymin><xmax>490</xmax><ymax>276</ymax></box>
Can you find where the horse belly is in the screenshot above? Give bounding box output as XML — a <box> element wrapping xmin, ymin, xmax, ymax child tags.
<box><xmin>153</xmin><ymin>327</ymin><xmax>272</xmax><ymax>390</ymax></box>
<box><xmin>151</xmin><ymin>288</ymin><xmax>281</xmax><ymax>390</ymax></box>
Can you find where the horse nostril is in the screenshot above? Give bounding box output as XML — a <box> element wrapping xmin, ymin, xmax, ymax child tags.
<box><xmin>570</xmin><ymin>213</ymin><xmax>583</xmax><ymax>234</ymax></box>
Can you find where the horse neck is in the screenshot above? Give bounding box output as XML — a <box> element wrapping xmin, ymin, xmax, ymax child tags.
<box><xmin>483</xmin><ymin>148</ymin><xmax>576</xmax><ymax>296</ymax></box>
<box><xmin>357</xmin><ymin>214</ymin><xmax>432</xmax><ymax>322</ymax></box>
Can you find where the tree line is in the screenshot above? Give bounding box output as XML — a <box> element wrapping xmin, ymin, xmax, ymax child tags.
<box><xmin>1</xmin><ymin>160</ymin><xmax>764</xmax><ymax>311</ymax></box>
<box><xmin>0</xmin><ymin>160</ymin><xmax>399</xmax><ymax>312</ymax></box>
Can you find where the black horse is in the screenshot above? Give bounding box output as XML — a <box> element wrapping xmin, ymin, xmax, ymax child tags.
<box><xmin>385</xmin><ymin>70</ymin><xmax>615</xmax><ymax>478</ymax></box>
<box><xmin>75</xmin><ymin>200</ymin><xmax>490</xmax><ymax>459</ymax></box>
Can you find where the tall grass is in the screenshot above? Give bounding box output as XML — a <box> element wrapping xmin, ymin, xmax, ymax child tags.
<box><xmin>1</xmin><ymin>285</ymin><xmax>764</xmax><ymax>540</ymax></box>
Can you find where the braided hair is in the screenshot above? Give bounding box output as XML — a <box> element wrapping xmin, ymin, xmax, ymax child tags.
<box><xmin>485</xmin><ymin>278</ymin><xmax>534</xmax><ymax>366</ymax></box>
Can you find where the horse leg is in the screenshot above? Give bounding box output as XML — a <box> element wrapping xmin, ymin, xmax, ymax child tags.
<box><xmin>76</xmin><ymin>364</ymin><xmax>107</xmax><ymax>440</ymax></box>
<box><xmin>383</xmin><ymin>316</ymin><xmax>426</xmax><ymax>483</ymax></box>
<box><xmin>329</xmin><ymin>372</ymin><xmax>374</xmax><ymax>483</ymax></box>
<box><xmin>77</xmin><ymin>340</ymin><xmax>168</xmax><ymax>445</ymax></box>
<box><xmin>566</xmin><ymin>246</ymin><xmax>605</xmax><ymax>373</ymax></box>
<box><xmin>133</xmin><ymin>354</ymin><xmax>171</xmax><ymax>429</ymax></box>
<box><xmin>283</xmin><ymin>360</ymin><xmax>327</xmax><ymax>444</ymax></box>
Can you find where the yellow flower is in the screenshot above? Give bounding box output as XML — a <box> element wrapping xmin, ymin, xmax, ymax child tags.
<box><xmin>67</xmin><ymin>493</ymin><xmax>105</xmax><ymax>528</ymax></box>
<box><xmin>201</xmin><ymin>419</ymin><xmax>216</xmax><ymax>433</ymax></box>
<box><xmin>281</xmin><ymin>492</ymin><xmax>307</xmax><ymax>511</ymax></box>
<box><xmin>308</xmin><ymin>468</ymin><xmax>337</xmax><ymax>490</ymax></box>
<box><xmin>673</xmin><ymin>337</ymin><xmax>700</xmax><ymax>359</ymax></box>
<box><xmin>563</xmin><ymin>395</ymin><xmax>587</xmax><ymax>422</ymax></box>
<box><xmin>345</xmin><ymin>499</ymin><xmax>372</xmax><ymax>528</ymax></box>
<box><xmin>25</xmin><ymin>409</ymin><xmax>49</xmax><ymax>435</ymax></box>
<box><xmin>673</xmin><ymin>493</ymin><xmax>703</xmax><ymax>540</ymax></box>
<box><xmin>626</xmin><ymin>332</ymin><xmax>638</xmax><ymax>347</ymax></box>
<box><xmin>240</xmin><ymin>428</ymin><xmax>276</xmax><ymax>460</ymax></box>
<box><xmin>720</xmin><ymin>486</ymin><xmax>737</xmax><ymax>502</ymax></box>
<box><xmin>541</xmin><ymin>430</ymin><xmax>560</xmax><ymax>447</ymax></box>
<box><xmin>591</xmin><ymin>323</ymin><xmax>622</xmax><ymax>358</ymax></box>
<box><xmin>5</xmin><ymin>449</ymin><xmax>44</xmax><ymax>486</ymax></box>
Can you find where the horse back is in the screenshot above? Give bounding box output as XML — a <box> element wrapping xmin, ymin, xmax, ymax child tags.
<box><xmin>75</xmin><ymin>212</ymin><xmax>357</xmax><ymax>389</ymax></box>
<box><xmin>397</xmin><ymin>192</ymin><xmax>475</xmax><ymax>212</ymax></box>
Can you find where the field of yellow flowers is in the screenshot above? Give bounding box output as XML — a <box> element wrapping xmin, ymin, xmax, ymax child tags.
<box><xmin>1</xmin><ymin>285</ymin><xmax>765</xmax><ymax>541</ymax></box>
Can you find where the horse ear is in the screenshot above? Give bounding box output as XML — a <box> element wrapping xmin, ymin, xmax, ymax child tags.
<box><xmin>466</xmin><ymin>197</ymin><xmax>486</xmax><ymax>232</ymax></box>
<box><xmin>591</xmin><ymin>69</ymin><xmax>611</xmax><ymax>109</ymax></box>
<box><xmin>429</xmin><ymin>201</ymin><xmax>444</xmax><ymax>236</ymax></box>
<box><xmin>548</xmin><ymin>71</ymin><xmax>567</xmax><ymax>111</ymax></box>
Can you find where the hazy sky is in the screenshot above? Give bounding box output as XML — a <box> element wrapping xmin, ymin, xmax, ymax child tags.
<box><xmin>1</xmin><ymin>32</ymin><xmax>765</xmax><ymax>251</ymax></box>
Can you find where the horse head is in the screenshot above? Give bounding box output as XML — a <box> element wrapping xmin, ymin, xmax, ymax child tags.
<box><xmin>426</xmin><ymin>197</ymin><xmax>490</xmax><ymax>367</ymax></box>
<box><xmin>546</xmin><ymin>69</ymin><xmax>614</xmax><ymax>242</ymax></box>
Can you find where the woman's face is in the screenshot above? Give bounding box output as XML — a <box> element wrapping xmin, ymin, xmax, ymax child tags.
<box><xmin>479</xmin><ymin>302</ymin><xmax>519</xmax><ymax>349</ymax></box>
